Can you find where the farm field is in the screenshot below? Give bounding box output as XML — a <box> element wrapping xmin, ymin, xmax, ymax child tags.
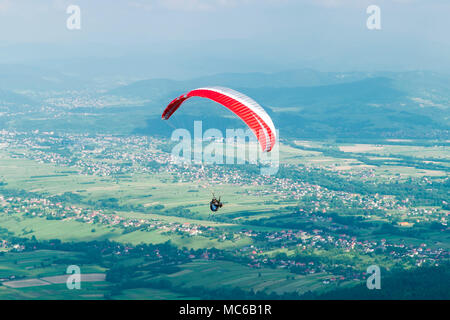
<box><xmin>0</xmin><ymin>250</ymin><xmax>109</xmax><ymax>299</ymax></box>
<box><xmin>0</xmin><ymin>282</ymin><xmax>109</xmax><ymax>300</ymax></box>
<box><xmin>150</xmin><ymin>259</ymin><xmax>348</xmax><ymax>296</ymax></box>
<box><xmin>0</xmin><ymin>133</ymin><xmax>448</xmax><ymax>299</ymax></box>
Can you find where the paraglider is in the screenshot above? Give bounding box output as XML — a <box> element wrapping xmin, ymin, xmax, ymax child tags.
<box><xmin>162</xmin><ymin>87</ymin><xmax>276</xmax><ymax>216</ymax></box>
<box><xmin>209</xmin><ymin>194</ymin><xmax>223</xmax><ymax>212</ymax></box>
<box><xmin>161</xmin><ymin>86</ymin><xmax>277</xmax><ymax>152</ymax></box>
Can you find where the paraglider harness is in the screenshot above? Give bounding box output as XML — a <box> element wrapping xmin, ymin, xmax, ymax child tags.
<box><xmin>210</xmin><ymin>194</ymin><xmax>223</xmax><ymax>212</ymax></box>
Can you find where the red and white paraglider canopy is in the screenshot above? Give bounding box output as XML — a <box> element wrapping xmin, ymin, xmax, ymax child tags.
<box><xmin>162</xmin><ymin>87</ymin><xmax>276</xmax><ymax>152</ymax></box>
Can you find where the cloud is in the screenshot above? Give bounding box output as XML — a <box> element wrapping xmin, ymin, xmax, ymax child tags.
<box><xmin>129</xmin><ymin>1</ymin><xmax>153</xmax><ymax>11</ymax></box>
<box><xmin>129</xmin><ymin>0</ymin><xmax>286</xmax><ymax>12</ymax></box>
<box><xmin>0</xmin><ymin>0</ymin><xmax>12</xmax><ymax>13</ymax></box>
<box><xmin>307</xmin><ymin>0</ymin><xmax>419</xmax><ymax>8</ymax></box>
<box><xmin>158</xmin><ymin>0</ymin><xmax>245</xmax><ymax>11</ymax></box>
<box><xmin>0</xmin><ymin>0</ymin><xmax>69</xmax><ymax>14</ymax></box>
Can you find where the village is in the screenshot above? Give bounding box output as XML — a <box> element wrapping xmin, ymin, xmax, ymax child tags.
<box><xmin>0</xmin><ymin>189</ymin><xmax>447</xmax><ymax>284</ymax></box>
<box><xmin>1</xmin><ymin>130</ymin><xmax>447</xmax><ymax>227</ymax></box>
<box><xmin>0</xmin><ymin>129</ymin><xmax>448</xmax><ymax>293</ymax></box>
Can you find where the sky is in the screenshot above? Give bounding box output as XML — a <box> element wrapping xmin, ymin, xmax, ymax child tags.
<box><xmin>0</xmin><ymin>0</ymin><xmax>449</xmax><ymax>78</ymax></box>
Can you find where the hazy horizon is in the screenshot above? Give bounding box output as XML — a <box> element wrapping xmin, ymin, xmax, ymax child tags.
<box><xmin>0</xmin><ymin>0</ymin><xmax>449</xmax><ymax>79</ymax></box>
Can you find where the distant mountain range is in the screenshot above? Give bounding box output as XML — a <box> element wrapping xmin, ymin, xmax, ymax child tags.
<box><xmin>0</xmin><ymin>68</ymin><xmax>448</xmax><ymax>139</ymax></box>
<box><xmin>107</xmin><ymin>70</ymin><xmax>449</xmax><ymax>139</ymax></box>
<box><xmin>0</xmin><ymin>89</ymin><xmax>36</xmax><ymax>111</ymax></box>
<box><xmin>108</xmin><ymin>69</ymin><xmax>450</xmax><ymax>100</ymax></box>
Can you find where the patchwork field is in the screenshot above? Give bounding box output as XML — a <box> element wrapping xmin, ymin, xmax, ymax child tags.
<box><xmin>0</xmin><ymin>136</ymin><xmax>448</xmax><ymax>299</ymax></box>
